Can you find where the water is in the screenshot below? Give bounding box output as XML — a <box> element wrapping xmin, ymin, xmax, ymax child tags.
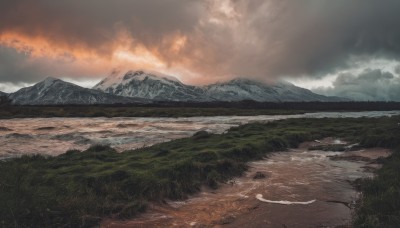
<box><xmin>0</xmin><ymin>111</ymin><xmax>398</xmax><ymax>159</ymax></box>
<box><xmin>103</xmin><ymin>141</ymin><xmax>391</xmax><ymax>227</ymax></box>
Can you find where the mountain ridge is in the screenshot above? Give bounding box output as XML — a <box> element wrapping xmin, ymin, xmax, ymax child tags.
<box><xmin>8</xmin><ymin>71</ymin><xmax>348</xmax><ymax>105</ymax></box>
<box><xmin>9</xmin><ymin>77</ymin><xmax>143</xmax><ymax>105</ymax></box>
<box><xmin>94</xmin><ymin>71</ymin><xmax>208</xmax><ymax>102</ymax></box>
<box><xmin>94</xmin><ymin>70</ymin><xmax>347</xmax><ymax>102</ymax></box>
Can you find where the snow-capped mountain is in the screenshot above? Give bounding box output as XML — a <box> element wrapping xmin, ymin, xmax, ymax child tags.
<box><xmin>205</xmin><ymin>78</ymin><xmax>282</xmax><ymax>102</ymax></box>
<box><xmin>205</xmin><ymin>78</ymin><xmax>343</xmax><ymax>102</ymax></box>
<box><xmin>94</xmin><ymin>70</ymin><xmax>207</xmax><ymax>101</ymax></box>
<box><xmin>95</xmin><ymin>70</ymin><xmax>345</xmax><ymax>102</ymax></box>
<box><xmin>9</xmin><ymin>77</ymin><xmax>140</xmax><ymax>105</ymax></box>
<box><xmin>7</xmin><ymin>71</ymin><xmax>345</xmax><ymax>105</ymax></box>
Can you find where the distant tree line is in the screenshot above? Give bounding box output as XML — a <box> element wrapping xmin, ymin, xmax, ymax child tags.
<box><xmin>3</xmin><ymin>99</ymin><xmax>400</xmax><ymax>111</ymax></box>
<box><xmin>148</xmin><ymin>100</ymin><xmax>400</xmax><ymax>111</ymax></box>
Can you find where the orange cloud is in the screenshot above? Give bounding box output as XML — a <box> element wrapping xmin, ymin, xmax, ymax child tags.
<box><xmin>2</xmin><ymin>0</ymin><xmax>398</xmax><ymax>87</ymax></box>
<box><xmin>0</xmin><ymin>30</ymin><xmax>205</xmax><ymax>83</ymax></box>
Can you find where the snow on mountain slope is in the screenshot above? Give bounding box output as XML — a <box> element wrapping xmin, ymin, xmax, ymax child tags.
<box><xmin>206</xmin><ymin>79</ymin><xmax>347</xmax><ymax>102</ymax></box>
<box><xmin>204</xmin><ymin>78</ymin><xmax>281</xmax><ymax>102</ymax></box>
<box><xmin>270</xmin><ymin>81</ymin><xmax>347</xmax><ymax>102</ymax></box>
<box><xmin>95</xmin><ymin>71</ymin><xmax>345</xmax><ymax>102</ymax></box>
<box><xmin>94</xmin><ymin>70</ymin><xmax>207</xmax><ymax>102</ymax></box>
<box><xmin>9</xmin><ymin>77</ymin><xmax>140</xmax><ymax>105</ymax></box>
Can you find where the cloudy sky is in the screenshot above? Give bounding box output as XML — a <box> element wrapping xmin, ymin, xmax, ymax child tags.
<box><xmin>1</xmin><ymin>0</ymin><xmax>400</xmax><ymax>101</ymax></box>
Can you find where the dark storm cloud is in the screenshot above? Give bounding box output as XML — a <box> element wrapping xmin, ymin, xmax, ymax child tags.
<box><xmin>0</xmin><ymin>46</ymin><xmax>106</xmax><ymax>89</ymax></box>
<box><xmin>1</xmin><ymin>0</ymin><xmax>400</xmax><ymax>84</ymax></box>
<box><xmin>209</xmin><ymin>0</ymin><xmax>400</xmax><ymax>78</ymax></box>
<box><xmin>314</xmin><ymin>69</ymin><xmax>400</xmax><ymax>101</ymax></box>
<box><xmin>0</xmin><ymin>46</ymin><xmax>46</xmax><ymax>83</ymax></box>
<box><xmin>395</xmin><ymin>65</ymin><xmax>400</xmax><ymax>75</ymax></box>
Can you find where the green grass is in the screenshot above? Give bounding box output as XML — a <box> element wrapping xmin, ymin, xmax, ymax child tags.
<box><xmin>353</xmin><ymin>148</ymin><xmax>400</xmax><ymax>227</ymax></box>
<box><xmin>0</xmin><ymin>116</ymin><xmax>400</xmax><ymax>227</ymax></box>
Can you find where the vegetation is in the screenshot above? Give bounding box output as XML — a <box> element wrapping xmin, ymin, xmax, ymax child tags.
<box><xmin>353</xmin><ymin>148</ymin><xmax>400</xmax><ymax>227</ymax></box>
<box><xmin>0</xmin><ymin>116</ymin><xmax>399</xmax><ymax>227</ymax></box>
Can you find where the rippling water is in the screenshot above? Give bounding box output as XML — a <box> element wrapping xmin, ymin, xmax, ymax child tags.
<box><xmin>0</xmin><ymin>111</ymin><xmax>398</xmax><ymax>159</ymax></box>
<box><xmin>103</xmin><ymin>142</ymin><xmax>391</xmax><ymax>227</ymax></box>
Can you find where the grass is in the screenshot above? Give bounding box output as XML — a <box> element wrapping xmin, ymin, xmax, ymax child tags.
<box><xmin>353</xmin><ymin>148</ymin><xmax>400</xmax><ymax>227</ymax></box>
<box><xmin>0</xmin><ymin>116</ymin><xmax>400</xmax><ymax>227</ymax></box>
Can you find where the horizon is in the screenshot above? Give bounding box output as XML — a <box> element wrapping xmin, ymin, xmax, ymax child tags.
<box><xmin>1</xmin><ymin>69</ymin><xmax>399</xmax><ymax>102</ymax></box>
<box><xmin>1</xmin><ymin>1</ymin><xmax>400</xmax><ymax>101</ymax></box>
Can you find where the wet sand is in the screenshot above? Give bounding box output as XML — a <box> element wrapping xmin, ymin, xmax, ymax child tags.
<box><xmin>102</xmin><ymin>138</ymin><xmax>391</xmax><ymax>228</ymax></box>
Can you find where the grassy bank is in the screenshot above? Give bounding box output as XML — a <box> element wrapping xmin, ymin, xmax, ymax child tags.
<box><xmin>353</xmin><ymin>148</ymin><xmax>400</xmax><ymax>227</ymax></box>
<box><xmin>0</xmin><ymin>116</ymin><xmax>399</xmax><ymax>227</ymax></box>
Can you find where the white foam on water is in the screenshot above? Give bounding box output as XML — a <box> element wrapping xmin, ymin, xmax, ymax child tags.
<box><xmin>256</xmin><ymin>194</ymin><xmax>316</xmax><ymax>205</ymax></box>
<box><xmin>334</xmin><ymin>139</ymin><xmax>346</xmax><ymax>144</ymax></box>
<box><xmin>237</xmin><ymin>193</ymin><xmax>249</xmax><ymax>198</ymax></box>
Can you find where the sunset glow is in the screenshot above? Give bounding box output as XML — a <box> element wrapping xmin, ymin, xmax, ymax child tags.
<box><xmin>1</xmin><ymin>0</ymin><xmax>400</xmax><ymax>100</ymax></box>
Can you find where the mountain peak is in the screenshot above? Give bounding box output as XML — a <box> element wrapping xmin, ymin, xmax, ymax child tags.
<box><xmin>227</xmin><ymin>78</ymin><xmax>289</xmax><ymax>87</ymax></box>
<box><xmin>40</xmin><ymin>77</ymin><xmax>63</xmax><ymax>88</ymax></box>
<box><xmin>119</xmin><ymin>70</ymin><xmax>180</xmax><ymax>83</ymax></box>
<box><xmin>42</xmin><ymin>76</ymin><xmax>60</xmax><ymax>83</ymax></box>
<box><xmin>44</xmin><ymin>76</ymin><xmax>57</xmax><ymax>80</ymax></box>
<box><xmin>122</xmin><ymin>70</ymin><xmax>146</xmax><ymax>80</ymax></box>
<box><xmin>94</xmin><ymin>70</ymin><xmax>181</xmax><ymax>91</ymax></box>
<box><xmin>93</xmin><ymin>70</ymin><xmax>205</xmax><ymax>101</ymax></box>
<box><xmin>228</xmin><ymin>77</ymin><xmax>261</xmax><ymax>84</ymax></box>
<box><xmin>126</xmin><ymin>70</ymin><xmax>144</xmax><ymax>75</ymax></box>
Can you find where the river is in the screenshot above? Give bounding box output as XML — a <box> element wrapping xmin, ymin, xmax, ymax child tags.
<box><xmin>103</xmin><ymin>139</ymin><xmax>391</xmax><ymax>227</ymax></box>
<box><xmin>0</xmin><ymin>111</ymin><xmax>398</xmax><ymax>159</ymax></box>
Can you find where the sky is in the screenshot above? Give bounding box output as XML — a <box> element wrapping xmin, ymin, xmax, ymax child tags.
<box><xmin>1</xmin><ymin>0</ymin><xmax>400</xmax><ymax>101</ymax></box>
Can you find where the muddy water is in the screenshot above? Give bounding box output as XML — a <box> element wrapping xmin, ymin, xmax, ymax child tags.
<box><xmin>0</xmin><ymin>111</ymin><xmax>398</xmax><ymax>159</ymax></box>
<box><xmin>103</xmin><ymin>140</ymin><xmax>391</xmax><ymax>228</ymax></box>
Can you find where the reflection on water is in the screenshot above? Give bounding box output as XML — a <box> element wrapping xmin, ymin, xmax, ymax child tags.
<box><xmin>0</xmin><ymin>111</ymin><xmax>398</xmax><ymax>159</ymax></box>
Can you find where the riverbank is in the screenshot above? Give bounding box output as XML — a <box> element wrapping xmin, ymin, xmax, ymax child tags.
<box><xmin>0</xmin><ymin>116</ymin><xmax>399</xmax><ymax>227</ymax></box>
<box><xmin>103</xmin><ymin>139</ymin><xmax>391</xmax><ymax>227</ymax></box>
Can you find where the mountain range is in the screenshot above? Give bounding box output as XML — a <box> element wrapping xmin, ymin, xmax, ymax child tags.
<box><xmin>6</xmin><ymin>70</ymin><xmax>346</xmax><ymax>105</ymax></box>
<box><xmin>93</xmin><ymin>70</ymin><xmax>344</xmax><ymax>102</ymax></box>
<box><xmin>8</xmin><ymin>77</ymin><xmax>143</xmax><ymax>105</ymax></box>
